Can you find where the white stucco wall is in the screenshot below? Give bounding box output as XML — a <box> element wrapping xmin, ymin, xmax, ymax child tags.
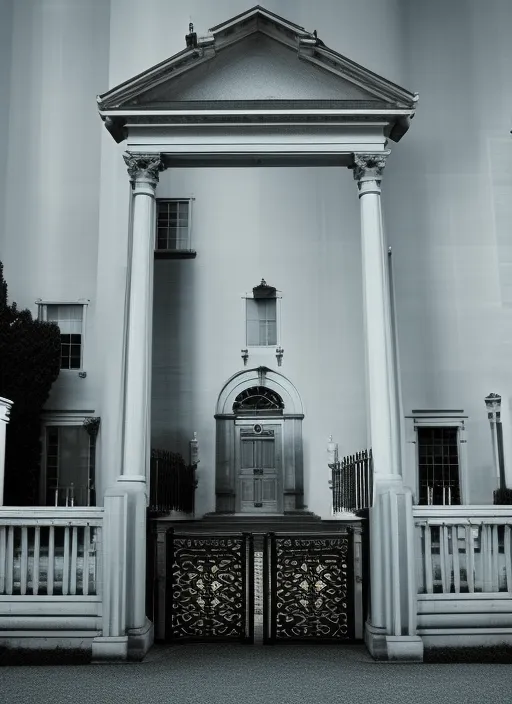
<box><xmin>0</xmin><ymin>0</ymin><xmax>13</xmax><ymax>256</ymax></box>
<box><xmin>0</xmin><ymin>0</ymin><xmax>110</xmax><ymax>415</ymax></box>
<box><xmin>2</xmin><ymin>0</ymin><xmax>510</xmax><ymax>512</ymax></box>
<box><xmin>385</xmin><ymin>0</ymin><xmax>512</xmax><ymax>502</ymax></box>
<box><xmin>152</xmin><ymin>165</ymin><xmax>366</xmax><ymax>516</ymax></box>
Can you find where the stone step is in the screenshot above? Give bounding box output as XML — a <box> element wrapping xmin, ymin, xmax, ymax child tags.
<box><xmin>154</xmin><ymin>511</ymin><xmax>363</xmax><ymax>537</ymax></box>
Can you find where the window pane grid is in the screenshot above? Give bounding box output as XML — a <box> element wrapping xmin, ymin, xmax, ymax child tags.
<box><xmin>46</xmin><ymin>305</ymin><xmax>83</xmax><ymax>369</ymax></box>
<box><xmin>45</xmin><ymin>428</ymin><xmax>59</xmax><ymax>504</ymax></box>
<box><xmin>156</xmin><ymin>200</ymin><xmax>190</xmax><ymax>250</ymax></box>
<box><xmin>246</xmin><ymin>298</ymin><xmax>277</xmax><ymax>346</ymax></box>
<box><xmin>45</xmin><ymin>426</ymin><xmax>95</xmax><ymax>506</ymax></box>
<box><xmin>418</xmin><ymin>427</ymin><xmax>461</xmax><ymax>505</ymax></box>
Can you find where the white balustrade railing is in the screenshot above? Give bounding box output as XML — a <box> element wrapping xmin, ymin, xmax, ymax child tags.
<box><xmin>414</xmin><ymin>506</ymin><xmax>512</xmax><ymax>595</ymax></box>
<box><xmin>0</xmin><ymin>508</ymin><xmax>103</xmax><ymax>597</ymax></box>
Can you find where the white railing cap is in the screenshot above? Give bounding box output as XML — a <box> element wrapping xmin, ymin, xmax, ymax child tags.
<box><xmin>0</xmin><ymin>506</ymin><xmax>104</xmax><ymax>525</ymax></box>
<box><xmin>413</xmin><ymin>505</ymin><xmax>512</xmax><ymax>521</ymax></box>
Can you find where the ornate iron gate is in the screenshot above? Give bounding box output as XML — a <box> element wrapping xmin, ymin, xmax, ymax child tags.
<box><xmin>165</xmin><ymin>531</ymin><xmax>254</xmax><ymax>643</ymax></box>
<box><xmin>263</xmin><ymin>533</ymin><xmax>355</xmax><ymax>643</ymax></box>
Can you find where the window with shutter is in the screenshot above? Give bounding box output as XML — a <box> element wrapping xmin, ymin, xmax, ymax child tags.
<box><xmin>37</xmin><ymin>302</ymin><xmax>88</xmax><ymax>370</ymax></box>
<box><xmin>246</xmin><ymin>298</ymin><xmax>277</xmax><ymax>346</ymax></box>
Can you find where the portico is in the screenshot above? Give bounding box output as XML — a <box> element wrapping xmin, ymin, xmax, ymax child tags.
<box><xmin>97</xmin><ymin>5</ymin><xmax>420</xmax><ymax>660</ymax></box>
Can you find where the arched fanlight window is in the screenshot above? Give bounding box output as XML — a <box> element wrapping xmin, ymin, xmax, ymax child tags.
<box><xmin>233</xmin><ymin>386</ymin><xmax>284</xmax><ymax>414</ymax></box>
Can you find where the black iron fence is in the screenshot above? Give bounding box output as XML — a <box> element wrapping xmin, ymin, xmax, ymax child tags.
<box><xmin>149</xmin><ymin>449</ymin><xmax>197</xmax><ymax>515</ymax></box>
<box><xmin>330</xmin><ymin>449</ymin><xmax>373</xmax><ymax>513</ymax></box>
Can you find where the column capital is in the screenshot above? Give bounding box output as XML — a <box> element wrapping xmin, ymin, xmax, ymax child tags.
<box><xmin>0</xmin><ymin>397</ymin><xmax>13</xmax><ymax>424</ymax></box>
<box><xmin>352</xmin><ymin>152</ymin><xmax>390</xmax><ymax>194</ymax></box>
<box><xmin>123</xmin><ymin>152</ymin><xmax>165</xmax><ymax>186</ymax></box>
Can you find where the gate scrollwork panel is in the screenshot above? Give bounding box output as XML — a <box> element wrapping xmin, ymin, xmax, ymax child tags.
<box><xmin>264</xmin><ymin>533</ymin><xmax>354</xmax><ymax>643</ymax></box>
<box><xmin>166</xmin><ymin>532</ymin><xmax>254</xmax><ymax>642</ymax></box>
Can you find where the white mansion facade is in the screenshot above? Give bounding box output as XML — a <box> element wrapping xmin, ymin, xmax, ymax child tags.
<box><xmin>1</xmin><ymin>0</ymin><xmax>512</xmax><ymax>662</ymax></box>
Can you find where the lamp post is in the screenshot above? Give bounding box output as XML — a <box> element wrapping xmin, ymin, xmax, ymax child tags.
<box><xmin>190</xmin><ymin>431</ymin><xmax>200</xmax><ymax>467</ymax></box>
<box><xmin>485</xmin><ymin>393</ymin><xmax>506</xmax><ymax>494</ymax></box>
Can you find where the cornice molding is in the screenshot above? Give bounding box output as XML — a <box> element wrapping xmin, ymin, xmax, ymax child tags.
<box><xmin>97</xmin><ymin>7</ymin><xmax>418</xmax><ymax>146</ymax></box>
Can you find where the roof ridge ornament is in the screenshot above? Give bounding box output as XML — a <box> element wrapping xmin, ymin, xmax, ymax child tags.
<box><xmin>185</xmin><ymin>22</ymin><xmax>197</xmax><ymax>49</ymax></box>
<box><xmin>253</xmin><ymin>279</ymin><xmax>277</xmax><ymax>298</ymax></box>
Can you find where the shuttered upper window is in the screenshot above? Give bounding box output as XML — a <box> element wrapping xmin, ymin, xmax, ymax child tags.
<box><xmin>246</xmin><ymin>298</ymin><xmax>277</xmax><ymax>346</ymax></box>
<box><xmin>245</xmin><ymin>279</ymin><xmax>280</xmax><ymax>347</ymax></box>
<box><xmin>38</xmin><ymin>302</ymin><xmax>87</xmax><ymax>370</ymax></box>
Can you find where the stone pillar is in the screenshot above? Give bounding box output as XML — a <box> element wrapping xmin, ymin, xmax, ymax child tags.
<box><xmin>353</xmin><ymin>153</ymin><xmax>422</xmax><ymax>661</ymax></box>
<box><xmin>122</xmin><ymin>153</ymin><xmax>164</xmax><ymax>481</ymax></box>
<box><xmin>0</xmin><ymin>397</ymin><xmax>13</xmax><ymax>506</ymax></box>
<box><xmin>353</xmin><ymin>153</ymin><xmax>397</xmax><ymax>483</ymax></box>
<box><xmin>117</xmin><ymin>152</ymin><xmax>165</xmax><ymax>659</ymax></box>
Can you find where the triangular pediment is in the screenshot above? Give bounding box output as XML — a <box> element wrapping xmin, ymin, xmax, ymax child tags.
<box><xmin>97</xmin><ymin>5</ymin><xmax>417</xmax><ymax>143</ymax></box>
<box><xmin>125</xmin><ymin>33</ymin><xmax>382</xmax><ymax>107</ymax></box>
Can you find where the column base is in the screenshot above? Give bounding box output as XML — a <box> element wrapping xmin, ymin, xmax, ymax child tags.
<box><xmin>386</xmin><ymin>636</ymin><xmax>424</xmax><ymax>662</ymax></box>
<box><xmin>91</xmin><ymin>636</ymin><xmax>128</xmax><ymax>662</ymax></box>
<box><xmin>365</xmin><ymin>622</ymin><xmax>424</xmax><ymax>662</ymax></box>
<box><xmin>113</xmin><ymin>476</ymin><xmax>148</xmax><ymax>637</ymax></box>
<box><xmin>127</xmin><ymin>617</ymin><xmax>154</xmax><ymax>661</ymax></box>
<box><xmin>373</xmin><ymin>475</ymin><xmax>405</xmax><ymax>490</ymax></box>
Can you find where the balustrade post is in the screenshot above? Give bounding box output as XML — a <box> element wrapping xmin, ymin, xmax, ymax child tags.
<box><xmin>92</xmin><ymin>490</ymin><xmax>128</xmax><ymax>661</ymax></box>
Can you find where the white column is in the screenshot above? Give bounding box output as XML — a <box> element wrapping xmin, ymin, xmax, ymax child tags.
<box><xmin>114</xmin><ymin>153</ymin><xmax>164</xmax><ymax>657</ymax></box>
<box><xmin>353</xmin><ymin>152</ymin><xmax>398</xmax><ymax>483</ymax></box>
<box><xmin>0</xmin><ymin>397</ymin><xmax>13</xmax><ymax>506</ymax></box>
<box><xmin>353</xmin><ymin>155</ymin><xmax>422</xmax><ymax>661</ymax></box>
<box><xmin>121</xmin><ymin>153</ymin><xmax>163</xmax><ymax>480</ymax></box>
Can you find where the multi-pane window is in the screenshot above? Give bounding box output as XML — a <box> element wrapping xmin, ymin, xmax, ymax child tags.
<box><xmin>156</xmin><ymin>199</ymin><xmax>191</xmax><ymax>250</ymax></box>
<box><xmin>44</xmin><ymin>425</ymin><xmax>96</xmax><ymax>506</ymax></box>
<box><xmin>417</xmin><ymin>427</ymin><xmax>461</xmax><ymax>505</ymax></box>
<box><xmin>44</xmin><ymin>304</ymin><xmax>84</xmax><ymax>370</ymax></box>
<box><xmin>246</xmin><ymin>298</ymin><xmax>277</xmax><ymax>346</ymax></box>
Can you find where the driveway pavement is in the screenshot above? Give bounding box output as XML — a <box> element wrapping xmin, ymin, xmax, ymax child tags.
<box><xmin>1</xmin><ymin>643</ymin><xmax>511</xmax><ymax>704</ymax></box>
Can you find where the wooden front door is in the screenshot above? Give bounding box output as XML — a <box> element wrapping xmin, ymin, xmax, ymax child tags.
<box><xmin>236</xmin><ymin>424</ymin><xmax>282</xmax><ymax>513</ymax></box>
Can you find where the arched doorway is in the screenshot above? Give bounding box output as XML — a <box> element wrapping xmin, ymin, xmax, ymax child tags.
<box><xmin>215</xmin><ymin>367</ymin><xmax>305</xmax><ymax>514</ymax></box>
